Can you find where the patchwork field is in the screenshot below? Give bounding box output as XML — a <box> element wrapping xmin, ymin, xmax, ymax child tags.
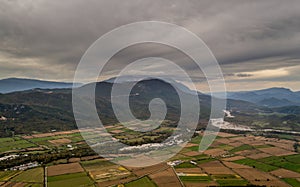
<box><xmin>0</xmin><ymin>130</ymin><xmax>300</xmax><ymax>186</ymax></box>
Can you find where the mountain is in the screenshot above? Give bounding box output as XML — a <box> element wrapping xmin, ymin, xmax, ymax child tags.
<box><xmin>0</xmin><ymin>78</ymin><xmax>81</xmax><ymax>93</ymax></box>
<box><xmin>259</xmin><ymin>97</ymin><xmax>296</xmax><ymax>108</ymax></box>
<box><xmin>0</xmin><ymin>78</ymin><xmax>259</xmax><ymax>137</ymax></box>
<box><xmin>227</xmin><ymin>87</ymin><xmax>300</xmax><ymax>107</ymax></box>
<box><xmin>0</xmin><ymin>78</ymin><xmax>299</xmax><ymax>137</ymax></box>
<box><xmin>104</xmin><ymin>76</ymin><xmax>200</xmax><ymax>95</ymax></box>
<box><xmin>273</xmin><ymin>106</ymin><xmax>300</xmax><ymax>115</ymax></box>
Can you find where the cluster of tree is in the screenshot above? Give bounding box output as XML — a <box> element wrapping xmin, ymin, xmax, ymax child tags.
<box><xmin>0</xmin><ymin>145</ymin><xmax>97</xmax><ymax>170</ymax></box>
<box><xmin>293</xmin><ymin>142</ymin><xmax>299</xmax><ymax>152</ymax></box>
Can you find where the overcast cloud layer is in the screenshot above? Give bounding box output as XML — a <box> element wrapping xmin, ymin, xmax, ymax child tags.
<box><xmin>0</xmin><ymin>0</ymin><xmax>300</xmax><ymax>91</ymax></box>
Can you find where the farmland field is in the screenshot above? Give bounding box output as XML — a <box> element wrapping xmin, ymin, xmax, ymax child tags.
<box><xmin>124</xmin><ymin>177</ymin><xmax>157</xmax><ymax>187</ymax></box>
<box><xmin>0</xmin><ymin>130</ymin><xmax>300</xmax><ymax>186</ymax></box>
<box><xmin>234</xmin><ymin>158</ymin><xmax>278</xmax><ymax>172</ymax></box>
<box><xmin>47</xmin><ymin>163</ymin><xmax>84</xmax><ymax>176</ymax></box>
<box><xmin>229</xmin><ymin>144</ymin><xmax>254</xmax><ymax>153</ymax></box>
<box><xmin>0</xmin><ymin>170</ymin><xmax>21</xmax><ymax>181</ymax></box>
<box><xmin>259</xmin><ymin>156</ymin><xmax>300</xmax><ymax>172</ymax></box>
<box><xmin>174</xmin><ymin>162</ymin><xmax>197</xmax><ymax>169</ymax></box>
<box><xmin>149</xmin><ymin>167</ymin><xmax>182</xmax><ymax>187</ymax></box>
<box><xmin>216</xmin><ymin>179</ymin><xmax>249</xmax><ymax>186</ymax></box>
<box><xmin>0</xmin><ymin>137</ymin><xmax>37</xmax><ymax>152</ymax></box>
<box><xmin>10</xmin><ymin>167</ymin><xmax>44</xmax><ymax>183</ymax></box>
<box><xmin>179</xmin><ymin>175</ymin><xmax>211</xmax><ymax>182</ymax></box>
<box><xmin>81</xmin><ymin>159</ymin><xmax>131</xmax><ymax>182</ymax></box>
<box><xmin>47</xmin><ymin>172</ymin><xmax>94</xmax><ymax>187</ymax></box>
<box><xmin>282</xmin><ymin>178</ymin><xmax>300</xmax><ymax>187</ymax></box>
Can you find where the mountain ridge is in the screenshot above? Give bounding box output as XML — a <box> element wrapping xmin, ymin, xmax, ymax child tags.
<box><xmin>0</xmin><ymin>78</ymin><xmax>82</xmax><ymax>93</ymax></box>
<box><xmin>0</xmin><ymin>78</ymin><xmax>299</xmax><ymax>137</ymax></box>
<box><xmin>227</xmin><ymin>87</ymin><xmax>300</xmax><ymax>107</ymax></box>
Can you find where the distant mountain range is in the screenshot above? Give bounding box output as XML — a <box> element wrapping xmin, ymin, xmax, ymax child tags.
<box><xmin>0</xmin><ymin>78</ymin><xmax>82</xmax><ymax>93</ymax></box>
<box><xmin>0</xmin><ymin>77</ymin><xmax>299</xmax><ymax>137</ymax></box>
<box><xmin>0</xmin><ymin>78</ymin><xmax>258</xmax><ymax>136</ymax></box>
<box><xmin>227</xmin><ymin>87</ymin><xmax>300</xmax><ymax>107</ymax></box>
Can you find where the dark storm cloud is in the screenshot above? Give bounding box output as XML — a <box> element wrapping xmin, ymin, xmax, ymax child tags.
<box><xmin>0</xmin><ymin>0</ymin><xmax>300</xmax><ymax>89</ymax></box>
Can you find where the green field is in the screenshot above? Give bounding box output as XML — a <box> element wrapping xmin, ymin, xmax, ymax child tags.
<box><xmin>211</xmin><ymin>174</ymin><xmax>240</xmax><ymax>180</ymax></box>
<box><xmin>213</xmin><ymin>144</ymin><xmax>234</xmax><ymax>151</ymax></box>
<box><xmin>125</xmin><ymin>177</ymin><xmax>157</xmax><ymax>187</ymax></box>
<box><xmin>190</xmin><ymin>136</ymin><xmax>202</xmax><ymax>144</ymax></box>
<box><xmin>24</xmin><ymin>184</ymin><xmax>42</xmax><ymax>187</ymax></box>
<box><xmin>0</xmin><ymin>170</ymin><xmax>21</xmax><ymax>181</ymax></box>
<box><xmin>282</xmin><ymin>178</ymin><xmax>300</xmax><ymax>187</ymax></box>
<box><xmin>229</xmin><ymin>144</ymin><xmax>254</xmax><ymax>153</ymax></box>
<box><xmin>29</xmin><ymin>133</ymin><xmax>83</xmax><ymax>146</ymax></box>
<box><xmin>0</xmin><ymin>137</ymin><xmax>19</xmax><ymax>143</ymax></box>
<box><xmin>0</xmin><ymin>131</ymin><xmax>300</xmax><ymax>187</ymax></box>
<box><xmin>234</xmin><ymin>158</ymin><xmax>278</xmax><ymax>172</ymax></box>
<box><xmin>259</xmin><ymin>156</ymin><xmax>300</xmax><ymax>172</ymax></box>
<box><xmin>186</xmin><ymin>146</ymin><xmax>199</xmax><ymax>151</ymax></box>
<box><xmin>284</xmin><ymin>154</ymin><xmax>300</xmax><ymax>164</ymax></box>
<box><xmin>253</xmin><ymin>144</ymin><xmax>274</xmax><ymax>148</ymax></box>
<box><xmin>174</xmin><ymin>162</ymin><xmax>197</xmax><ymax>168</ymax></box>
<box><xmin>216</xmin><ymin>179</ymin><xmax>249</xmax><ymax>186</ymax></box>
<box><xmin>194</xmin><ymin>156</ymin><xmax>216</xmax><ymax>164</ymax></box>
<box><xmin>0</xmin><ymin>138</ymin><xmax>36</xmax><ymax>152</ymax></box>
<box><xmin>179</xmin><ymin>175</ymin><xmax>211</xmax><ymax>182</ymax></box>
<box><xmin>47</xmin><ymin>172</ymin><xmax>94</xmax><ymax>187</ymax></box>
<box><xmin>11</xmin><ymin>167</ymin><xmax>44</xmax><ymax>183</ymax></box>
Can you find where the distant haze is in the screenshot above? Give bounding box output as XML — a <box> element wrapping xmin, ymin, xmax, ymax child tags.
<box><xmin>0</xmin><ymin>78</ymin><xmax>81</xmax><ymax>93</ymax></box>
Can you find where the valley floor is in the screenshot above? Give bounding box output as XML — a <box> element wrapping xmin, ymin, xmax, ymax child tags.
<box><xmin>0</xmin><ymin>130</ymin><xmax>300</xmax><ymax>187</ymax></box>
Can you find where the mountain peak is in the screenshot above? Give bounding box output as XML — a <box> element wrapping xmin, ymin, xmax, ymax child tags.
<box><xmin>262</xmin><ymin>87</ymin><xmax>292</xmax><ymax>92</ymax></box>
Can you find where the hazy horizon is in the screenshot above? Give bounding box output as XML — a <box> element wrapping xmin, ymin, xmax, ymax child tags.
<box><xmin>0</xmin><ymin>76</ymin><xmax>299</xmax><ymax>93</ymax></box>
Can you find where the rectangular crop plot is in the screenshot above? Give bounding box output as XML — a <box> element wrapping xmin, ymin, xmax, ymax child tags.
<box><xmin>199</xmin><ymin>161</ymin><xmax>236</xmax><ymax>175</ymax></box>
<box><xmin>233</xmin><ymin>158</ymin><xmax>278</xmax><ymax>172</ymax></box>
<box><xmin>127</xmin><ymin>163</ymin><xmax>168</xmax><ymax>177</ymax></box>
<box><xmin>10</xmin><ymin>167</ymin><xmax>44</xmax><ymax>183</ymax></box>
<box><xmin>259</xmin><ymin>156</ymin><xmax>300</xmax><ymax>173</ymax></box>
<box><xmin>47</xmin><ymin>172</ymin><xmax>94</xmax><ymax>187</ymax></box>
<box><xmin>81</xmin><ymin>159</ymin><xmax>131</xmax><ymax>182</ymax></box>
<box><xmin>270</xmin><ymin>168</ymin><xmax>300</xmax><ymax>178</ymax></box>
<box><xmin>282</xmin><ymin>178</ymin><xmax>300</xmax><ymax>187</ymax></box>
<box><xmin>124</xmin><ymin>176</ymin><xmax>156</xmax><ymax>187</ymax></box>
<box><xmin>232</xmin><ymin>168</ymin><xmax>277</xmax><ymax>181</ymax></box>
<box><xmin>175</xmin><ymin>168</ymin><xmax>204</xmax><ymax>174</ymax></box>
<box><xmin>149</xmin><ymin>167</ymin><xmax>182</xmax><ymax>187</ymax></box>
<box><xmin>48</xmin><ymin>138</ymin><xmax>72</xmax><ymax>145</ymax></box>
<box><xmin>229</xmin><ymin>144</ymin><xmax>254</xmax><ymax>153</ymax></box>
<box><xmin>179</xmin><ymin>175</ymin><xmax>211</xmax><ymax>182</ymax></box>
<box><xmin>216</xmin><ymin>179</ymin><xmax>249</xmax><ymax>186</ymax></box>
<box><xmin>47</xmin><ymin>163</ymin><xmax>84</xmax><ymax>176</ymax></box>
<box><xmin>259</xmin><ymin>147</ymin><xmax>296</xmax><ymax>156</ymax></box>
<box><xmin>0</xmin><ymin>171</ymin><xmax>21</xmax><ymax>181</ymax></box>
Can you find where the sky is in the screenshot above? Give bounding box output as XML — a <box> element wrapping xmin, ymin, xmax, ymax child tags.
<box><xmin>0</xmin><ymin>0</ymin><xmax>300</xmax><ymax>91</ymax></box>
